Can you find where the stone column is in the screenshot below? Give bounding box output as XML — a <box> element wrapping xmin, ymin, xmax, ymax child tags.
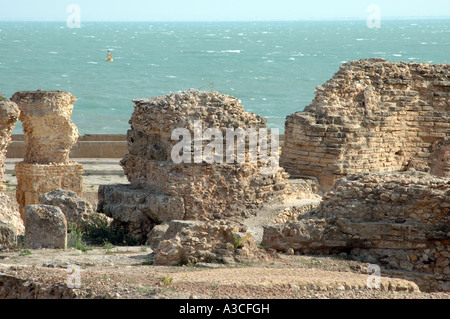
<box><xmin>0</xmin><ymin>99</ymin><xmax>20</xmax><ymax>191</ymax></box>
<box><xmin>10</xmin><ymin>90</ymin><xmax>83</xmax><ymax>222</ymax></box>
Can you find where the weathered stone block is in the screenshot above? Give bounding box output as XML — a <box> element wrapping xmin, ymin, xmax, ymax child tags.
<box><xmin>150</xmin><ymin>220</ymin><xmax>261</xmax><ymax>266</ymax></box>
<box><xmin>15</xmin><ymin>162</ymin><xmax>83</xmax><ymax>222</ymax></box>
<box><xmin>0</xmin><ymin>193</ymin><xmax>24</xmax><ymax>250</ymax></box>
<box><xmin>97</xmin><ymin>184</ymin><xmax>185</xmax><ymax>243</ymax></box>
<box><xmin>39</xmin><ymin>188</ymin><xmax>98</xmax><ymax>231</ymax></box>
<box><xmin>25</xmin><ymin>205</ymin><xmax>67</xmax><ymax>249</ymax></box>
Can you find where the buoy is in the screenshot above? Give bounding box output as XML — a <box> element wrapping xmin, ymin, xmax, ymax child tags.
<box><xmin>106</xmin><ymin>51</ymin><xmax>114</xmax><ymax>62</ymax></box>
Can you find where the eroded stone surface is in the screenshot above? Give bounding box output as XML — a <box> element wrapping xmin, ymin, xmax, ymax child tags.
<box><xmin>0</xmin><ymin>100</ymin><xmax>20</xmax><ymax>191</ymax></box>
<box><xmin>25</xmin><ymin>204</ymin><xmax>67</xmax><ymax>249</ymax></box>
<box><xmin>39</xmin><ymin>188</ymin><xmax>99</xmax><ymax>231</ymax></box>
<box><xmin>97</xmin><ymin>184</ymin><xmax>185</xmax><ymax>243</ymax></box>
<box><xmin>0</xmin><ymin>274</ymin><xmax>76</xmax><ymax>299</ymax></box>
<box><xmin>15</xmin><ymin>162</ymin><xmax>83</xmax><ymax>222</ymax></box>
<box><xmin>149</xmin><ymin>220</ymin><xmax>264</xmax><ymax>266</ymax></box>
<box><xmin>262</xmin><ymin>171</ymin><xmax>450</xmax><ymax>291</ymax></box>
<box><xmin>281</xmin><ymin>59</ymin><xmax>450</xmax><ymax>192</ymax></box>
<box><xmin>0</xmin><ymin>193</ymin><xmax>23</xmax><ymax>250</ymax></box>
<box><xmin>10</xmin><ymin>91</ymin><xmax>84</xmax><ymax>223</ymax></box>
<box><xmin>119</xmin><ymin>89</ymin><xmax>289</xmax><ymax>221</ymax></box>
<box><xmin>10</xmin><ymin>90</ymin><xmax>79</xmax><ymax>164</ymax></box>
<box><xmin>99</xmin><ymin>90</ymin><xmax>291</xmax><ymax>244</ymax></box>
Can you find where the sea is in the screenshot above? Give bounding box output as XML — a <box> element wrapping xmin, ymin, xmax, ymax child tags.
<box><xmin>0</xmin><ymin>19</ymin><xmax>449</xmax><ymax>134</ymax></box>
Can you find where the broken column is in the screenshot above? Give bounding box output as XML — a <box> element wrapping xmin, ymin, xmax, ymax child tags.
<box><xmin>11</xmin><ymin>91</ymin><xmax>83</xmax><ymax>222</ymax></box>
<box><xmin>0</xmin><ymin>99</ymin><xmax>20</xmax><ymax>191</ymax></box>
<box><xmin>98</xmin><ymin>89</ymin><xmax>290</xmax><ymax>243</ymax></box>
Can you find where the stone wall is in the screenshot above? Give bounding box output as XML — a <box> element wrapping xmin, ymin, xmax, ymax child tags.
<box><xmin>281</xmin><ymin>59</ymin><xmax>450</xmax><ymax>192</ymax></box>
<box><xmin>0</xmin><ymin>100</ymin><xmax>20</xmax><ymax>191</ymax></box>
<box><xmin>10</xmin><ymin>91</ymin><xmax>83</xmax><ymax>222</ymax></box>
<box><xmin>262</xmin><ymin>170</ymin><xmax>450</xmax><ymax>292</ymax></box>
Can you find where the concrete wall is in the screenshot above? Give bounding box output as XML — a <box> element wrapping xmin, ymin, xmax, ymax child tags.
<box><xmin>7</xmin><ymin>134</ymin><xmax>284</xmax><ymax>159</ymax></box>
<box><xmin>7</xmin><ymin>134</ymin><xmax>128</xmax><ymax>159</ymax></box>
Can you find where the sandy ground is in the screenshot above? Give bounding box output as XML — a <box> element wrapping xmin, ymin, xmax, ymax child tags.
<box><xmin>2</xmin><ymin>159</ymin><xmax>449</xmax><ymax>300</ymax></box>
<box><xmin>1</xmin><ymin>246</ymin><xmax>449</xmax><ymax>300</ymax></box>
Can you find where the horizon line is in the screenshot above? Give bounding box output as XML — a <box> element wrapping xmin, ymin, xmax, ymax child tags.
<box><xmin>1</xmin><ymin>16</ymin><xmax>450</xmax><ymax>23</ymax></box>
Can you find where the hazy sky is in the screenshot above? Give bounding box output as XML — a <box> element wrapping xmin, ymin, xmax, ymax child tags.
<box><xmin>0</xmin><ymin>0</ymin><xmax>449</xmax><ymax>22</ymax></box>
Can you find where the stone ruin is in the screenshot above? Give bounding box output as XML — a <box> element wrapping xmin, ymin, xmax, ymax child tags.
<box><xmin>0</xmin><ymin>59</ymin><xmax>448</xmax><ymax>291</ymax></box>
<box><xmin>265</xmin><ymin>59</ymin><xmax>449</xmax><ymax>292</ymax></box>
<box><xmin>263</xmin><ymin>171</ymin><xmax>449</xmax><ymax>291</ymax></box>
<box><xmin>10</xmin><ymin>91</ymin><xmax>83</xmax><ymax>222</ymax></box>
<box><xmin>281</xmin><ymin>58</ymin><xmax>449</xmax><ymax>192</ymax></box>
<box><xmin>0</xmin><ymin>99</ymin><xmax>22</xmax><ymax>249</ymax></box>
<box><xmin>98</xmin><ymin>89</ymin><xmax>291</xmax><ymax>263</ymax></box>
<box><xmin>0</xmin><ymin>99</ymin><xmax>19</xmax><ymax>191</ymax></box>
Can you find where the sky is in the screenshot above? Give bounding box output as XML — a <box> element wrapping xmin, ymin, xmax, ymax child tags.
<box><xmin>0</xmin><ymin>0</ymin><xmax>449</xmax><ymax>22</ymax></box>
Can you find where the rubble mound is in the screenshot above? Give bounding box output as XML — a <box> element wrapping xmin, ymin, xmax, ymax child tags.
<box><xmin>263</xmin><ymin>170</ymin><xmax>450</xmax><ymax>292</ymax></box>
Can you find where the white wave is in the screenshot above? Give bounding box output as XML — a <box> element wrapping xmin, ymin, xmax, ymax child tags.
<box><xmin>88</xmin><ymin>62</ymin><xmax>98</xmax><ymax>64</ymax></box>
<box><xmin>289</xmin><ymin>57</ymin><xmax>296</xmax><ymax>61</ymax></box>
<box><xmin>61</xmin><ymin>74</ymin><xmax>69</xmax><ymax>77</ymax></box>
<box><xmin>48</xmin><ymin>51</ymin><xmax>58</xmax><ymax>55</ymax></box>
<box><xmin>393</xmin><ymin>54</ymin><xmax>402</xmax><ymax>57</ymax></box>
<box><xmin>166</xmin><ymin>75</ymin><xmax>177</xmax><ymax>78</ymax></box>
<box><xmin>221</xmin><ymin>50</ymin><xmax>240</xmax><ymax>53</ymax></box>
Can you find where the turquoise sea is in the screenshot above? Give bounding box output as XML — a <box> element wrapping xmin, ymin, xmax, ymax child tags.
<box><xmin>0</xmin><ymin>20</ymin><xmax>449</xmax><ymax>134</ymax></box>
